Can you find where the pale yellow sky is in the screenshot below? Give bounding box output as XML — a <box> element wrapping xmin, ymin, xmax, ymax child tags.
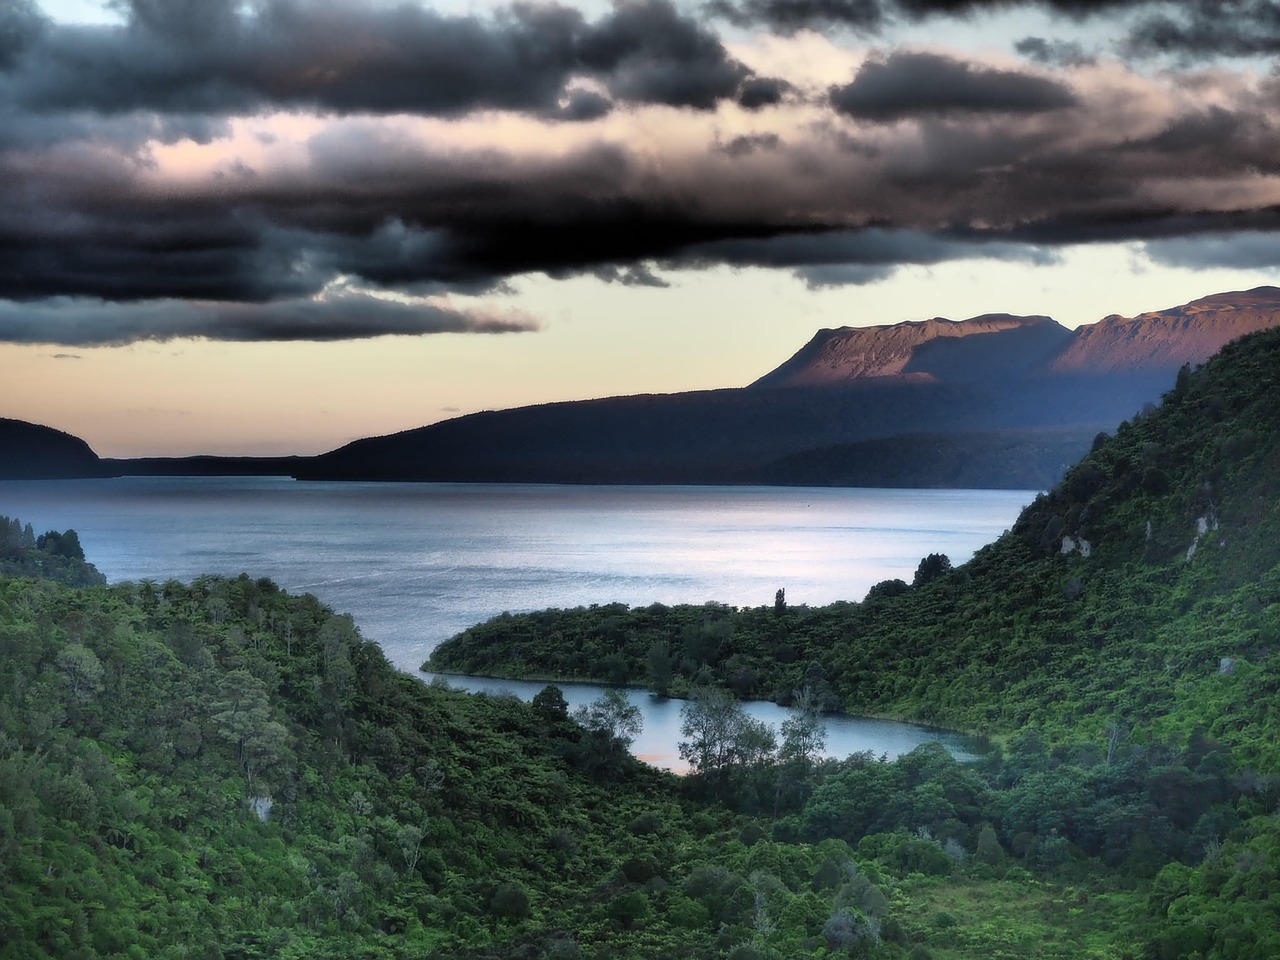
<box><xmin>6</xmin><ymin>248</ymin><xmax>1277</xmax><ymax>457</ymax></box>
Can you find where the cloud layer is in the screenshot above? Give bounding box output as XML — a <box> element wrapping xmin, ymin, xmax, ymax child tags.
<box><xmin>3</xmin><ymin>0</ymin><xmax>1280</xmax><ymax>344</ymax></box>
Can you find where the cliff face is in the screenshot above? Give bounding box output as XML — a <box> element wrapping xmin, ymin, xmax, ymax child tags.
<box><xmin>752</xmin><ymin>314</ymin><xmax>1070</xmax><ymax>387</ymax></box>
<box><xmin>754</xmin><ymin>287</ymin><xmax>1280</xmax><ymax>387</ymax></box>
<box><xmin>1047</xmin><ymin>286</ymin><xmax>1280</xmax><ymax>374</ymax></box>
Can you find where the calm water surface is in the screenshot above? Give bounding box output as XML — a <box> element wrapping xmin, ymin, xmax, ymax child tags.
<box><xmin>2</xmin><ymin>477</ymin><xmax>1029</xmax><ymax>765</ymax></box>
<box><xmin>427</xmin><ymin>674</ymin><xmax>988</xmax><ymax>771</ymax></box>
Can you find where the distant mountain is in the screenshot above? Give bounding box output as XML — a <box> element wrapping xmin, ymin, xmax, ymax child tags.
<box><xmin>1048</xmin><ymin>286</ymin><xmax>1280</xmax><ymax>374</ymax></box>
<box><xmin>0</xmin><ymin>417</ymin><xmax>104</xmax><ymax>479</ymax></box>
<box><xmin>304</xmin><ymin>288</ymin><xmax>1280</xmax><ymax>487</ymax></box>
<box><xmin>99</xmin><ymin>455</ymin><xmax>308</xmax><ymax>478</ymax></box>
<box><xmin>8</xmin><ymin>288</ymin><xmax>1280</xmax><ymax>489</ymax></box>
<box><xmin>752</xmin><ymin>313</ymin><xmax>1072</xmax><ymax>387</ymax></box>
<box><xmin>754</xmin><ymin>286</ymin><xmax>1280</xmax><ymax>388</ymax></box>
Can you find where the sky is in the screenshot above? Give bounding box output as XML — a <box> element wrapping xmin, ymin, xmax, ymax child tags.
<box><xmin>3</xmin><ymin>0</ymin><xmax>1280</xmax><ymax>456</ymax></box>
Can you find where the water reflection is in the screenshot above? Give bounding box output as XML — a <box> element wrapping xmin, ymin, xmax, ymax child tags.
<box><xmin>423</xmin><ymin>673</ymin><xmax>986</xmax><ymax>771</ymax></box>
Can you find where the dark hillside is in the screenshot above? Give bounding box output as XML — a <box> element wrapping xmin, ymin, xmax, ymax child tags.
<box><xmin>748</xmin><ymin>426</ymin><xmax>1100</xmax><ymax>489</ymax></box>
<box><xmin>297</xmin><ymin>373</ymin><xmax>1169</xmax><ymax>486</ymax></box>
<box><xmin>0</xmin><ymin>418</ymin><xmax>104</xmax><ymax>479</ymax></box>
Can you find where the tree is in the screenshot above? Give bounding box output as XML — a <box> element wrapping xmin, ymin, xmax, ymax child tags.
<box><xmin>645</xmin><ymin>640</ymin><xmax>674</xmax><ymax>696</ymax></box>
<box><xmin>57</xmin><ymin>643</ymin><xmax>105</xmax><ymax>701</ymax></box>
<box><xmin>397</xmin><ymin>823</ymin><xmax>426</xmax><ymax>875</ymax></box>
<box><xmin>210</xmin><ymin>669</ymin><xmax>290</xmax><ymax>791</ymax></box>
<box><xmin>679</xmin><ymin>687</ymin><xmax>776</xmax><ymax>799</ymax></box>
<box><xmin>532</xmin><ymin>683</ymin><xmax>569</xmax><ymax>721</ymax></box>
<box><xmin>573</xmin><ymin>689</ymin><xmax>642</xmax><ymax>748</ymax></box>
<box><xmin>37</xmin><ymin>528</ymin><xmax>85</xmax><ymax>561</ymax></box>
<box><xmin>912</xmin><ymin>553</ymin><xmax>952</xmax><ymax>587</ymax></box>
<box><xmin>489</xmin><ymin>882</ymin><xmax>531</xmax><ymax>920</ymax></box>
<box><xmin>776</xmin><ymin>687</ymin><xmax>827</xmax><ymax>814</ymax></box>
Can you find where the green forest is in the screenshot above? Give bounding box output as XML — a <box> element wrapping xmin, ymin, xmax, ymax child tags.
<box><xmin>4</xmin><ymin>329</ymin><xmax>1280</xmax><ymax>958</ymax></box>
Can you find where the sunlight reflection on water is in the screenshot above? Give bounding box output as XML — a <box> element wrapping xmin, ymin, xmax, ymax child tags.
<box><xmin>1</xmin><ymin>477</ymin><xmax>1033</xmax><ymax>675</ymax></box>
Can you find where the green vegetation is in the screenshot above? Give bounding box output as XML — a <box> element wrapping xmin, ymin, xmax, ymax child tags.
<box><xmin>429</xmin><ymin>331</ymin><xmax>1280</xmax><ymax>754</ymax></box>
<box><xmin>6</xmin><ymin>329</ymin><xmax>1280</xmax><ymax>957</ymax></box>
<box><xmin>424</xmin><ymin>328</ymin><xmax>1280</xmax><ymax>956</ymax></box>
<box><xmin>1</xmin><ymin>516</ymin><xmax>106</xmax><ymax>587</ymax></box>
<box><xmin>3</xmin><ymin>546</ymin><xmax>1178</xmax><ymax>959</ymax></box>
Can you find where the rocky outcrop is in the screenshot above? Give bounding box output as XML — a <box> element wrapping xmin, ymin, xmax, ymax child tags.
<box><xmin>1048</xmin><ymin>287</ymin><xmax>1280</xmax><ymax>375</ymax></box>
<box><xmin>754</xmin><ymin>287</ymin><xmax>1280</xmax><ymax>388</ymax></box>
<box><xmin>752</xmin><ymin>314</ymin><xmax>1070</xmax><ymax>387</ymax></box>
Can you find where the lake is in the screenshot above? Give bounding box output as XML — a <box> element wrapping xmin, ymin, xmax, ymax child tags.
<box><xmin>1</xmin><ymin>477</ymin><xmax>1031</xmax><ymax>765</ymax></box>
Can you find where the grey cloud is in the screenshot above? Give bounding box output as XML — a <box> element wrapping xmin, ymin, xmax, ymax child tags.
<box><xmin>7</xmin><ymin>3</ymin><xmax>1280</xmax><ymax>337</ymax></box>
<box><xmin>737</xmin><ymin>76</ymin><xmax>793</xmax><ymax>110</ymax></box>
<box><xmin>893</xmin><ymin>0</ymin><xmax>1146</xmax><ymax>19</ymax></box>
<box><xmin>4</xmin><ymin>0</ymin><xmax>750</xmax><ymax>121</ymax></box>
<box><xmin>703</xmin><ymin>0</ymin><xmax>1280</xmax><ymax>61</ymax></box>
<box><xmin>831</xmin><ymin>52</ymin><xmax>1078</xmax><ymax>121</ymax></box>
<box><xmin>793</xmin><ymin>263</ymin><xmax>899</xmax><ymax>286</ymax></box>
<box><xmin>1125</xmin><ymin>1</ymin><xmax>1280</xmax><ymax>59</ymax></box>
<box><xmin>552</xmin><ymin>89</ymin><xmax>615</xmax><ymax>122</ymax></box>
<box><xmin>581</xmin><ymin>0</ymin><xmax>749</xmax><ymax>108</ymax></box>
<box><xmin>706</xmin><ymin>0</ymin><xmax>885</xmax><ymax>34</ymax></box>
<box><xmin>589</xmin><ymin>264</ymin><xmax>672</xmax><ymax>286</ymax></box>
<box><xmin>1142</xmin><ymin>232</ymin><xmax>1280</xmax><ymax>270</ymax></box>
<box><xmin>1015</xmin><ymin>36</ymin><xmax>1096</xmax><ymax>66</ymax></box>
<box><xmin>0</xmin><ymin>0</ymin><xmax>43</xmax><ymax>70</ymax></box>
<box><xmin>706</xmin><ymin>0</ymin><xmax>1149</xmax><ymax>36</ymax></box>
<box><xmin>673</xmin><ymin>228</ymin><xmax>1060</xmax><ymax>285</ymax></box>
<box><xmin>0</xmin><ymin>293</ymin><xmax>540</xmax><ymax>346</ymax></box>
<box><xmin>718</xmin><ymin>133</ymin><xmax>782</xmax><ymax>157</ymax></box>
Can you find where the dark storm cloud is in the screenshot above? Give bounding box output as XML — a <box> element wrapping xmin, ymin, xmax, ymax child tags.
<box><xmin>674</xmin><ymin>228</ymin><xmax>1059</xmax><ymax>287</ymax></box>
<box><xmin>892</xmin><ymin>0</ymin><xmax>1146</xmax><ymax>18</ymax></box>
<box><xmin>830</xmin><ymin>52</ymin><xmax>1077</xmax><ymax>121</ymax></box>
<box><xmin>6</xmin><ymin>0</ymin><xmax>1280</xmax><ymax>347</ymax></box>
<box><xmin>0</xmin><ymin>292</ymin><xmax>539</xmax><ymax>346</ymax></box>
<box><xmin>705</xmin><ymin>0</ymin><xmax>1148</xmax><ymax>36</ymax></box>
<box><xmin>1142</xmin><ymin>231</ymin><xmax>1280</xmax><ymax>270</ymax></box>
<box><xmin>706</xmin><ymin>0</ymin><xmax>885</xmax><ymax>34</ymax></box>
<box><xmin>1124</xmin><ymin>1</ymin><xmax>1280</xmax><ymax>58</ymax></box>
<box><xmin>1015</xmin><ymin>36</ymin><xmax>1095</xmax><ymax>65</ymax></box>
<box><xmin>2</xmin><ymin>0</ymin><xmax>751</xmax><ymax>121</ymax></box>
<box><xmin>737</xmin><ymin>77</ymin><xmax>793</xmax><ymax>110</ymax></box>
<box><xmin>589</xmin><ymin>263</ymin><xmax>672</xmax><ymax>286</ymax></box>
<box><xmin>718</xmin><ymin>133</ymin><xmax>783</xmax><ymax>156</ymax></box>
<box><xmin>706</xmin><ymin>0</ymin><xmax>1280</xmax><ymax>60</ymax></box>
<box><xmin>6</xmin><ymin>79</ymin><xmax>1280</xmax><ymax>316</ymax></box>
<box><xmin>576</xmin><ymin>0</ymin><xmax>749</xmax><ymax>108</ymax></box>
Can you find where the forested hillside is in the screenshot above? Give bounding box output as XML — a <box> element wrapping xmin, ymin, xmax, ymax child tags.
<box><xmin>11</xmin><ymin>537</ymin><xmax>1223</xmax><ymax>960</ymax></box>
<box><xmin>431</xmin><ymin>328</ymin><xmax>1280</xmax><ymax>753</ymax></box>
<box><xmin>5</xmin><ymin>329</ymin><xmax>1280</xmax><ymax>959</ymax></box>
<box><xmin>6</xmin><ymin>539</ymin><xmax>1272</xmax><ymax>960</ymax></box>
<box><xmin>426</xmin><ymin>328</ymin><xmax>1280</xmax><ymax>958</ymax></box>
<box><xmin>1</xmin><ymin>516</ymin><xmax>106</xmax><ymax>587</ymax></box>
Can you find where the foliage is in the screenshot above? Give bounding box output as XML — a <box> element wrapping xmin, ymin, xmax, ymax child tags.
<box><xmin>423</xmin><ymin>328</ymin><xmax>1280</xmax><ymax>957</ymax></box>
<box><xmin>11</xmin><ymin>329</ymin><xmax>1280</xmax><ymax>958</ymax></box>
<box><xmin>0</xmin><ymin>516</ymin><xmax>105</xmax><ymax>586</ymax></box>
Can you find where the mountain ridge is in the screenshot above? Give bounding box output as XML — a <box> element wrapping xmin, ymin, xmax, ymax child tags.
<box><xmin>6</xmin><ymin>287</ymin><xmax>1280</xmax><ymax>488</ymax></box>
<box><xmin>754</xmin><ymin>286</ymin><xmax>1280</xmax><ymax>388</ymax></box>
<box><xmin>751</xmin><ymin>313</ymin><xmax>1070</xmax><ymax>386</ymax></box>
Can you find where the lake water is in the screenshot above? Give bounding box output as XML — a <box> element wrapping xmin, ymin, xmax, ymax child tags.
<box><xmin>427</xmin><ymin>674</ymin><xmax>988</xmax><ymax>771</ymax></box>
<box><xmin>1</xmin><ymin>477</ymin><xmax>1030</xmax><ymax>766</ymax></box>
